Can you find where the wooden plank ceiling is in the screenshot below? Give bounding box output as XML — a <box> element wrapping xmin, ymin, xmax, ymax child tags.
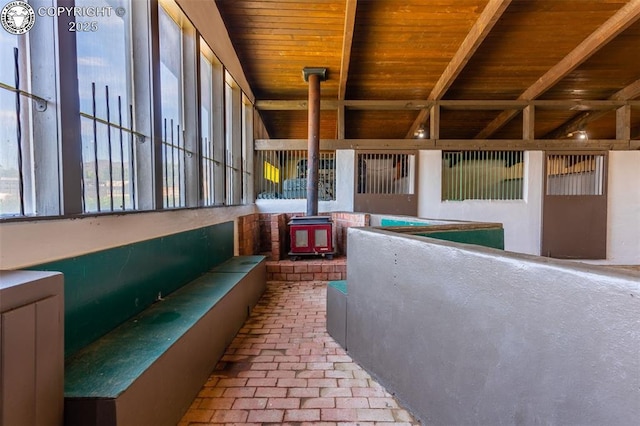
<box><xmin>215</xmin><ymin>0</ymin><xmax>640</xmax><ymax>145</ymax></box>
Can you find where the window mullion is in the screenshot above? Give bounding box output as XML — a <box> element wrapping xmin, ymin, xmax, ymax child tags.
<box><xmin>182</xmin><ymin>21</ymin><xmax>199</xmax><ymax>208</ymax></box>
<box><xmin>127</xmin><ymin>0</ymin><xmax>157</xmax><ymax>211</ymax></box>
<box><xmin>56</xmin><ymin>3</ymin><xmax>83</xmax><ymax>215</ymax></box>
<box><xmin>148</xmin><ymin>0</ymin><xmax>164</xmax><ymax>210</ymax></box>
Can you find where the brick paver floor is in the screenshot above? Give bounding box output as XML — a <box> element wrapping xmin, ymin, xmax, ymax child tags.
<box><xmin>179</xmin><ymin>281</ymin><xmax>420</xmax><ymax>425</ymax></box>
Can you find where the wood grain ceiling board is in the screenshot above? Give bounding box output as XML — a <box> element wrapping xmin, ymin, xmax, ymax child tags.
<box><xmin>438</xmin><ymin>109</ymin><xmax>503</xmax><ymax>139</ymax></box>
<box><xmin>491</xmin><ymin>109</ymin><xmax>577</xmax><ymax>140</ymax></box>
<box><xmin>216</xmin><ymin>0</ymin><xmax>639</xmax><ymax>144</ymax></box>
<box><xmin>215</xmin><ymin>0</ymin><xmax>345</xmax><ymax>100</ymax></box>
<box><xmin>345</xmin><ymin>110</ymin><xmax>419</xmax><ymax>139</ymax></box>
<box><xmin>346</xmin><ymin>0</ymin><xmax>490</xmax><ymax>100</ymax></box>
<box><xmin>492</xmin><ymin>108</ymin><xmax>640</xmax><ymax>140</ymax></box>
<box><xmin>259</xmin><ymin>110</ymin><xmax>338</xmax><ymax>139</ymax></box>
<box><xmin>540</xmin><ymin>21</ymin><xmax>640</xmax><ymax>101</ymax></box>
<box><xmin>443</xmin><ymin>0</ymin><xmax>631</xmax><ymax>100</ymax></box>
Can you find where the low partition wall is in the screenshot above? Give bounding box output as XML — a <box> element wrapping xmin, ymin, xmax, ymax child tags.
<box><xmin>345</xmin><ymin>227</ymin><xmax>640</xmax><ymax>425</ymax></box>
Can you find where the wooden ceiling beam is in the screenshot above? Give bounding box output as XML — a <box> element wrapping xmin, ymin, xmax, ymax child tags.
<box><xmin>338</xmin><ymin>0</ymin><xmax>357</xmax><ymax>101</ymax></box>
<box><xmin>475</xmin><ymin>0</ymin><xmax>640</xmax><ymax>140</ymax></box>
<box><xmin>429</xmin><ymin>0</ymin><xmax>512</xmax><ymax>101</ymax></box>
<box><xmin>344</xmin><ymin>100</ymin><xmax>431</xmax><ymax>110</ymax></box>
<box><xmin>337</xmin><ymin>0</ymin><xmax>358</xmax><ymax>139</ymax></box>
<box><xmin>405</xmin><ymin>0</ymin><xmax>513</xmax><ymax>138</ymax></box>
<box><xmin>255</xmin><ymin>99</ymin><xmax>432</xmax><ymax>110</ymax></box>
<box><xmin>256</xmin><ymin>99</ymin><xmax>640</xmax><ymax>111</ymax></box>
<box><xmin>255</xmin><ymin>100</ymin><xmax>339</xmax><ymax>110</ymax></box>
<box><xmin>255</xmin><ymin>138</ymin><xmax>634</xmax><ymax>151</ymax></box>
<box><xmin>545</xmin><ymin>79</ymin><xmax>640</xmax><ymax>139</ymax></box>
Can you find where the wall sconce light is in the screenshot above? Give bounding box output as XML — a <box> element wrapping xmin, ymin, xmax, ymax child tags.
<box><xmin>415</xmin><ymin>125</ymin><xmax>427</xmax><ymax>139</ymax></box>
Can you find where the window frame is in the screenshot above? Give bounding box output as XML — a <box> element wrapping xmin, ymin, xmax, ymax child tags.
<box><xmin>0</xmin><ymin>0</ymin><xmax>254</xmax><ymax>221</ymax></box>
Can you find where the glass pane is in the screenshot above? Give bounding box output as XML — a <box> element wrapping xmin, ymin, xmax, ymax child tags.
<box><xmin>0</xmin><ymin>30</ymin><xmax>18</xmax><ymax>86</ymax></box>
<box><xmin>159</xmin><ymin>6</ymin><xmax>181</xmax><ymax>129</ymax></box>
<box><xmin>76</xmin><ymin>0</ymin><xmax>131</xmax><ymax>118</ymax></box>
<box><xmin>546</xmin><ymin>154</ymin><xmax>604</xmax><ymax>196</ymax></box>
<box><xmin>0</xmin><ymin>31</ymin><xmax>21</xmax><ymax>215</ymax></box>
<box><xmin>295</xmin><ymin>229</ymin><xmax>308</xmax><ymax>247</ymax></box>
<box><xmin>76</xmin><ymin>0</ymin><xmax>134</xmax><ymax>212</ymax></box>
<box><xmin>225</xmin><ymin>79</ymin><xmax>234</xmax><ymax>204</ymax></box>
<box><xmin>200</xmin><ymin>51</ymin><xmax>214</xmax><ymax>205</ymax></box>
<box><xmin>255</xmin><ymin>150</ymin><xmax>336</xmax><ymax>201</ymax></box>
<box><xmin>441</xmin><ymin>151</ymin><xmax>524</xmax><ymax>201</ymax></box>
<box><xmin>315</xmin><ymin>228</ymin><xmax>328</xmax><ymax>247</ymax></box>
<box><xmin>159</xmin><ymin>5</ymin><xmax>184</xmax><ymax>208</ymax></box>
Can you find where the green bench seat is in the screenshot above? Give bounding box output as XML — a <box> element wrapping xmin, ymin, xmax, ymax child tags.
<box><xmin>64</xmin><ymin>255</ymin><xmax>266</xmax><ymax>426</ymax></box>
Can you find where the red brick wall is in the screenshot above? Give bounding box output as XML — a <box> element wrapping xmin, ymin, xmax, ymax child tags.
<box><xmin>241</xmin><ymin>211</ymin><xmax>369</xmax><ymax>263</ymax></box>
<box><xmin>266</xmin><ymin>258</ymin><xmax>347</xmax><ymax>281</ymax></box>
<box><xmin>270</xmin><ymin>213</ymin><xmax>290</xmax><ymax>260</ymax></box>
<box><xmin>238</xmin><ymin>212</ymin><xmax>370</xmax><ymax>281</ymax></box>
<box><xmin>331</xmin><ymin>212</ymin><xmax>370</xmax><ymax>256</ymax></box>
<box><xmin>258</xmin><ymin>213</ymin><xmax>272</xmax><ymax>254</ymax></box>
<box><xmin>237</xmin><ymin>213</ymin><xmax>260</xmax><ymax>255</ymax></box>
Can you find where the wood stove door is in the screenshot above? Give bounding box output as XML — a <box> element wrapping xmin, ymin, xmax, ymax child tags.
<box><xmin>354</xmin><ymin>151</ymin><xmax>418</xmax><ymax>215</ymax></box>
<box><xmin>290</xmin><ymin>227</ymin><xmax>311</xmax><ymax>253</ymax></box>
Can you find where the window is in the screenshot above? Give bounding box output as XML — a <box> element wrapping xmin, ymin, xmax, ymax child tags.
<box><xmin>356</xmin><ymin>153</ymin><xmax>415</xmax><ymax>195</ymax></box>
<box><xmin>159</xmin><ymin>3</ymin><xmax>186</xmax><ymax>208</ymax></box>
<box><xmin>242</xmin><ymin>95</ymin><xmax>253</xmax><ymax>204</ymax></box>
<box><xmin>546</xmin><ymin>154</ymin><xmax>605</xmax><ymax>196</ymax></box>
<box><xmin>0</xmin><ymin>0</ymin><xmax>253</xmax><ymax>220</ymax></box>
<box><xmin>76</xmin><ymin>0</ymin><xmax>135</xmax><ymax>212</ymax></box>
<box><xmin>0</xmin><ymin>32</ymin><xmax>29</xmax><ymax>216</ymax></box>
<box><xmin>255</xmin><ymin>150</ymin><xmax>336</xmax><ymax>201</ymax></box>
<box><xmin>200</xmin><ymin>41</ymin><xmax>225</xmax><ymax>206</ymax></box>
<box><xmin>442</xmin><ymin>151</ymin><xmax>524</xmax><ymax>201</ymax></box>
<box><xmin>225</xmin><ymin>72</ymin><xmax>242</xmax><ymax>205</ymax></box>
<box><xmin>0</xmin><ymin>11</ymin><xmax>58</xmax><ymax>217</ymax></box>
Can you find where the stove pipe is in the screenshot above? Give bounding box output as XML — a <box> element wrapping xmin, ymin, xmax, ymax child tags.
<box><xmin>303</xmin><ymin>67</ymin><xmax>327</xmax><ymax>216</ymax></box>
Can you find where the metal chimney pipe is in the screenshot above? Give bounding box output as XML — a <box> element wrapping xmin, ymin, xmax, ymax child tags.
<box><xmin>303</xmin><ymin>67</ymin><xmax>327</xmax><ymax>216</ymax></box>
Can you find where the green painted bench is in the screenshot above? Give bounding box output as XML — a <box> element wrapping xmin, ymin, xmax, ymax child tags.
<box><xmin>63</xmin><ymin>255</ymin><xmax>266</xmax><ymax>426</ymax></box>
<box><xmin>28</xmin><ymin>222</ymin><xmax>266</xmax><ymax>426</ymax></box>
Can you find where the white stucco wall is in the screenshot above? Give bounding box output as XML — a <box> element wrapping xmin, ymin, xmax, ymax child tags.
<box><xmin>418</xmin><ymin>150</ymin><xmax>544</xmax><ymax>255</ymax></box>
<box><xmin>0</xmin><ymin>205</ymin><xmax>255</xmax><ymax>270</ymax></box>
<box><xmin>601</xmin><ymin>151</ymin><xmax>640</xmax><ymax>265</ymax></box>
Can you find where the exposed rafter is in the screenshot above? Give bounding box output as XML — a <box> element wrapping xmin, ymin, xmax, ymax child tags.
<box><xmin>255</xmin><ymin>138</ymin><xmax>635</xmax><ymax>151</ymax></box>
<box><xmin>338</xmin><ymin>0</ymin><xmax>358</xmax><ymax>101</ymax></box>
<box><xmin>337</xmin><ymin>0</ymin><xmax>358</xmax><ymax>139</ymax></box>
<box><xmin>217</xmin><ymin>0</ymin><xmax>640</xmax><ymax>144</ymax></box>
<box><xmin>256</xmin><ymin>99</ymin><xmax>639</xmax><ymax>111</ymax></box>
<box><xmin>544</xmin><ymin>79</ymin><xmax>640</xmax><ymax>139</ymax></box>
<box><xmin>405</xmin><ymin>0</ymin><xmax>513</xmax><ymax>138</ymax></box>
<box><xmin>475</xmin><ymin>0</ymin><xmax>640</xmax><ymax>139</ymax></box>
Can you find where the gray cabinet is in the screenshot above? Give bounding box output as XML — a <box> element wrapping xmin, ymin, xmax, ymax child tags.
<box><xmin>1</xmin><ymin>270</ymin><xmax>64</xmax><ymax>426</ymax></box>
